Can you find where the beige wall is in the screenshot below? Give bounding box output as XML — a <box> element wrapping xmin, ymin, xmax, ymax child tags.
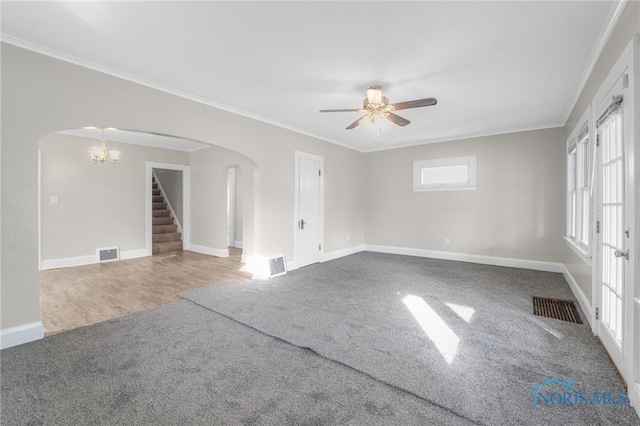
<box><xmin>365</xmin><ymin>128</ymin><xmax>566</xmax><ymax>262</ymax></box>
<box><xmin>1</xmin><ymin>43</ymin><xmax>366</xmax><ymax>331</ymax></box>
<box><xmin>562</xmin><ymin>1</ymin><xmax>640</xmax><ymax>305</ymax></box>
<box><xmin>189</xmin><ymin>145</ymin><xmax>256</xmax><ymax>253</ymax></box>
<box><xmin>40</xmin><ymin>133</ymin><xmax>188</xmax><ymax>261</ymax></box>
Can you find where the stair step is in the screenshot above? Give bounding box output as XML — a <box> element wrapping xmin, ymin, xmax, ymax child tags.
<box><xmin>152</xmin><ymin>189</ymin><xmax>161</xmax><ymax>196</ymax></box>
<box><xmin>152</xmin><ymin>202</ymin><xmax>167</xmax><ymax>210</ymax></box>
<box><xmin>153</xmin><ymin>224</ymin><xmax>178</xmax><ymax>234</ymax></box>
<box><xmin>152</xmin><ymin>196</ymin><xmax>164</xmax><ymax>202</ymax></box>
<box><xmin>152</xmin><ymin>210</ymin><xmax>170</xmax><ymax>217</ymax></box>
<box><xmin>152</xmin><ymin>183</ymin><xmax>158</xmax><ymax>189</ymax></box>
<box><xmin>153</xmin><ymin>232</ymin><xmax>181</xmax><ymax>243</ymax></box>
<box><xmin>153</xmin><ymin>216</ymin><xmax>174</xmax><ymax>225</ymax></box>
<box><xmin>153</xmin><ymin>240</ymin><xmax>183</xmax><ymax>253</ymax></box>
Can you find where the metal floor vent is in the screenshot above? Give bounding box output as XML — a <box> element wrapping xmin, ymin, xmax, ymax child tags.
<box><xmin>267</xmin><ymin>254</ymin><xmax>287</xmax><ymax>278</ymax></box>
<box><xmin>97</xmin><ymin>247</ymin><xmax>119</xmax><ymax>262</ymax></box>
<box><xmin>533</xmin><ymin>297</ymin><xmax>582</xmax><ymax>324</ymax></box>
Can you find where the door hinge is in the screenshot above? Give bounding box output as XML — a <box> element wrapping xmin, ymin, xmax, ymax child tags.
<box><xmin>595</xmin><ymin>307</ymin><xmax>599</xmax><ymax>320</ymax></box>
<box><xmin>319</xmin><ymin>244</ymin><xmax>321</xmax><ymax>251</ymax></box>
<box><xmin>596</xmin><ymin>134</ymin><xmax>600</xmax><ymax>147</ymax></box>
<box><xmin>622</xmin><ymin>74</ymin><xmax>629</xmax><ymax>89</ymax></box>
<box><xmin>319</xmin><ymin>170</ymin><xmax>321</xmax><ymax>177</ymax></box>
<box><xmin>596</xmin><ymin>221</ymin><xmax>600</xmax><ymax>234</ymax></box>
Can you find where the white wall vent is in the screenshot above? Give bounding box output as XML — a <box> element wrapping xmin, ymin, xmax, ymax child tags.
<box><xmin>97</xmin><ymin>247</ymin><xmax>119</xmax><ymax>262</ymax></box>
<box><xmin>267</xmin><ymin>254</ymin><xmax>287</xmax><ymax>278</ymax></box>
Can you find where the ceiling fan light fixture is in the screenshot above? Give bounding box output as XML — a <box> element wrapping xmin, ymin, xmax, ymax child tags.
<box><xmin>359</xmin><ymin>111</ymin><xmax>390</xmax><ymax>139</ymax></box>
<box><xmin>366</xmin><ymin>85</ymin><xmax>384</xmax><ymax>106</ymax></box>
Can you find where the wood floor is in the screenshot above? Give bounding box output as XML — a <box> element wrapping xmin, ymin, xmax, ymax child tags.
<box><xmin>39</xmin><ymin>248</ymin><xmax>251</xmax><ymax>335</ymax></box>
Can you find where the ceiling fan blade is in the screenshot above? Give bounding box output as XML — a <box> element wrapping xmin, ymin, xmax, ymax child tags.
<box><xmin>387</xmin><ymin>112</ymin><xmax>411</xmax><ymax>127</ymax></box>
<box><xmin>392</xmin><ymin>97</ymin><xmax>437</xmax><ymax>110</ymax></box>
<box><xmin>319</xmin><ymin>109</ymin><xmax>363</xmax><ymax>113</ymax></box>
<box><xmin>346</xmin><ymin>115</ymin><xmax>367</xmax><ymax>130</ymax></box>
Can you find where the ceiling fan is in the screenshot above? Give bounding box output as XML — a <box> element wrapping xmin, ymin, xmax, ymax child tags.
<box><xmin>320</xmin><ymin>85</ymin><xmax>437</xmax><ymax>130</ymax></box>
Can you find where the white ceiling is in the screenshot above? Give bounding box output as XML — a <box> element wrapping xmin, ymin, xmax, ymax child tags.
<box><xmin>1</xmin><ymin>1</ymin><xmax>621</xmax><ymax>152</ymax></box>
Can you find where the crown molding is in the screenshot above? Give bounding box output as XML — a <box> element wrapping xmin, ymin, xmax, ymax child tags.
<box><xmin>563</xmin><ymin>0</ymin><xmax>629</xmax><ymax>126</ymax></box>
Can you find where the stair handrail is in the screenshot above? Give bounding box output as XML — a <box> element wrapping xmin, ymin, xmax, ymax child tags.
<box><xmin>152</xmin><ymin>170</ymin><xmax>183</xmax><ymax>236</ymax></box>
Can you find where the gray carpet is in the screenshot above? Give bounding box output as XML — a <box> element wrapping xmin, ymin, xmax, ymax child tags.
<box><xmin>1</xmin><ymin>300</ymin><xmax>476</xmax><ymax>425</ymax></box>
<box><xmin>2</xmin><ymin>252</ymin><xmax>639</xmax><ymax>425</ymax></box>
<box><xmin>183</xmin><ymin>252</ymin><xmax>640</xmax><ymax>425</ymax></box>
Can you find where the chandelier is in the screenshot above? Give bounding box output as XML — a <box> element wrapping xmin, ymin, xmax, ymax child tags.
<box><xmin>89</xmin><ymin>129</ymin><xmax>121</xmax><ymax>164</ymax></box>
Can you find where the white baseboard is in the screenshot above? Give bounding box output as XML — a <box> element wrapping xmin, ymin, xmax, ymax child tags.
<box><xmin>120</xmin><ymin>249</ymin><xmax>147</xmax><ymax>260</ymax></box>
<box><xmin>632</xmin><ymin>381</ymin><xmax>640</xmax><ymax>417</ymax></box>
<box><xmin>364</xmin><ymin>244</ymin><xmax>564</xmax><ymax>273</ymax></box>
<box><xmin>40</xmin><ymin>248</ymin><xmax>147</xmax><ymax>270</ymax></box>
<box><xmin>1</xmin><ymin>322</ymin><xmax>44</xmax><ymax>350</ymax></box>
<box><xmin>232</xmin><ymin>240</ymin><xmax>243</xmax><ymax>249</ymax></box>
<box><xmin>188</xmin><ymin>244</ymin><xmax>229</xmax><ymax>258</ymax></box>
<box><xmin>560</xmin><ymin>265</ymin><xmax>594</xmax><ymax>330</ymax></box>
<box><xmin>322</xmin><ymin>244</ymin><xmax>365</xmax><ymax>263</ymax></box>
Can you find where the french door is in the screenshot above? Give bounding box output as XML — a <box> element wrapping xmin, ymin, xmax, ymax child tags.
<box><xmin>597</xmin><ymin>103</ymin><xmax>626</xmax><ymax>368</ymax></box>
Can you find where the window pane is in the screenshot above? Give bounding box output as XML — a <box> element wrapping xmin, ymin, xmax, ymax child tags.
<box><xmin>421</xmin><ymin>165</ymin><xmax>468</xmax><ymax>185</ymax></box>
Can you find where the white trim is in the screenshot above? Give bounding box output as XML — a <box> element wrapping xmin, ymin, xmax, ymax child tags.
<box><xmin>561</xmin><ymin>265</ymin><xmax>595</xmax><ymax>331</ymax></box>
<box><xmin>364</xmin><ymin>244</ymin><xmax>564</xmax><ymax>273</ymax></box>
<box><xmin>632</xmin><ymin>381</ymin><xmax>640</xmax><ymax>419</ymax></box>
<box><xmin>38</xmin><ymin>149</ymin><xmax>42</xmax><ymax>270</ymax></box>
<box><xmin>233</xmin><ymin>240</ymin><xmax>243</xmax><ymax>249</ymax></box>
<box><xmin>227</xmin><ymin>167</ymin><xmax>236</xmax><ymax>249</ymax></box>
<box><xmin>563</xmin><ymin>0</ymin><xmax>629</xmax><ymax>126</ymax></box>
<box><xmin>1</xmin><ymin>322</ymin><xmax>44</xmax><ymax>350</ymax></box>
<box><xmin>120</xmin><ymin>248</ymin><xmax>147</xmax><ymax>260</ymax></box>
<box><xmin>146</xmin><ymin>162</ymin><xmax>190</xmax><ymax>256</ymax></box>
<box><xmin>321</xmin><ymin>244</ymin><xmax>365</xmax><ymax>263</ymax></box>
<box><xmin>188</xmin><ymin>244</ymin><xmax>229</xmax><ymax>258</ymax></box>
<box><xmin>563</xmin><ymin>236</ymin><xmax>592</xmax><ymax>266</ymax></box>
<box><xmin>40</xmin><ymin>248</ymin><xmax>147</xmax><ymax>270</ymax></box>
<box><xmin>293</xmin><ymin>151</ymin><xmax>325</xmax><ymax>270</ymax></box>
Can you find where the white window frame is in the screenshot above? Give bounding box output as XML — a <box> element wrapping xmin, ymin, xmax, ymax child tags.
<box><xmin>413</xmin><ymin>155</ymin><xmax>477</xmax><ymax>192</ymax></box>
<box><xmin>564</xmin><ymin>107</ymin><xmax>592</xmax><ymax>263</ymax></box>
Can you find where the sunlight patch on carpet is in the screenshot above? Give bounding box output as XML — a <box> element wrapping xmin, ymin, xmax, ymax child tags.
<box><xmin>403</xmin><ymin>295</ymin><xmax>459</xmax><ymax>365</ymax></box>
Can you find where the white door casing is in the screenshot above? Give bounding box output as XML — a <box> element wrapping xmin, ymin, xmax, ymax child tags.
<box><xmin>146</xmin><ymin>162</ymin><xmax>190</xmax><ymax>256</ymax></box>
<box><xmin>294</xmin><ymin>152</ymin><xmax>324</xmax><ymax>268</ymax></box>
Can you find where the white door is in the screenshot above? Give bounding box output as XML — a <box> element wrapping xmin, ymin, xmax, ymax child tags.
<box><xmin>597</xmin><ymin>101</ymin><xmax>626</xmax><ymax>369</ymax></box>
<box><xmin>296</xmin><ymin>153</ymin><xmax>323</xmax><ymax>268</ymax></box>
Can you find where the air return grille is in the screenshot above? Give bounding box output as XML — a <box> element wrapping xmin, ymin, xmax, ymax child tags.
<box><xmin>267</xmin><ymin>254</ymin><xmax>287</xmax><ymax>278</ymax></box>
<box><xmin>97</xmin><ymin>247</ymin><xmax>119</xmax><ymax>262</ymax></box>
<box><xmin>533</xmin><ymin>297</ymin><xmax>582</xmax><ymax>324</ymax></box>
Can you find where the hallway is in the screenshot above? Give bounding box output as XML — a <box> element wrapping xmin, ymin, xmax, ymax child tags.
<box><xmin>39</xmin><ymin>249</ymin><xmax>251</xmax><ymax>335</ymax></box>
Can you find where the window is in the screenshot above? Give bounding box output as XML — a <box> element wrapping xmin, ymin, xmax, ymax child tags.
<box><xmin>413</xmin><ymin>156</ymin><xmax>477</xmax><ymax>192</ymax></box>
<box><xmin>565</xmin><ymin>109</ymin><xmax>592</xmax><ymax>258</ymax></box>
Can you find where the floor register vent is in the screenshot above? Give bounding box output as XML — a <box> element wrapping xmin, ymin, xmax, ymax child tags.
<box><xmin>267</xmin><ymin>254</ymin><xmax>287</xmax><ymax>278</ymax></box>
<box><xmin>97</xmin><ymin>247</ymin><xmax>120</xmax><ymax>262</ymax></box>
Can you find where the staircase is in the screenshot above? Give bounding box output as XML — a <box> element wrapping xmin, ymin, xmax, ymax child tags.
<box><xmin>152</xmin><ymin>178</ymin><xmax>183</xmax><ymax>254</ymax></box>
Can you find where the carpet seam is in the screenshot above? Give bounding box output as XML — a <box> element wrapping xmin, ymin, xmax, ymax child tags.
<box><xmin>183</xmin><ymin>297</ymin><xmax>485</xmax><ymax>426</ymax></box>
